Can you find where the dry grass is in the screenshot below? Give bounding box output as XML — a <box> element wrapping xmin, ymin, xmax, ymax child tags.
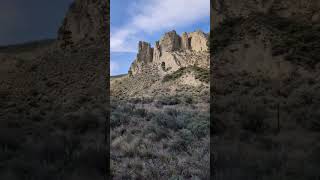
<box><xmin>110</xmin><ymin>93</ymin><xmax>209</xmax><ymax>179</ymax></box>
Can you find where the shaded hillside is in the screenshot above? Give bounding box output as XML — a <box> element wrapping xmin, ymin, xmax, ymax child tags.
<box><xmin>0</xmin><ymin>0</ymin><xmax>109</xmax><ymax>179</ymax></box>
<box><xmin>0</xmin><ymin>39</ymin><xmax>55</xmax><ymax>54</ymax></box>
<box><xmin>211</xmin><ymin>0</ymin><xmax>320</xmax><ymax>179</ymax></box>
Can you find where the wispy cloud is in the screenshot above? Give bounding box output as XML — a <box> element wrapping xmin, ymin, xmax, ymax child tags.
<box><xmin>111</xmin><ymin>0</ymin><xmax>209</xmax><ymax>53</ymax></box>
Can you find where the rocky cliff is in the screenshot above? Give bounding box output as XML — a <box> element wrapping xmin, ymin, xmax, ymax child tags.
<box><xmin>57</xmin><ymin>0</ymin><xmax>108</xmax><ymax>49</ymax></box>
<box><xmin>128</xmin><ymin>30</ymin><xmax>209</xmax><ymax>76</ymax></box>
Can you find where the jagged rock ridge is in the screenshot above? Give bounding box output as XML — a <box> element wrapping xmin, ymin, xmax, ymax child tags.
<box><xmin>128</xmin><ymin>30</ymin><xmax>209</xmax><ymax>76</ymax></box>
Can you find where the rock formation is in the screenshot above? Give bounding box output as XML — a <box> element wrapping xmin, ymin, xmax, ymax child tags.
<box><xmin>181</xmin><ymin>32</ymin><xmax>190</xmax><ymax>50</ymax></box>
<box><xmin>159</xmin><ymin>30</ymin><xmax>181</xmax><ymax>52</ymax></box>
<box><xmin>189</xmin><ymin>30</ymin><xmax>209</xmax><ymax>52</ymax></box>
<box><xmin>153</xmin><ymin>41</ymin><xmax>161</xmax><ymax>62</ymax></box>
<box><xmin>137</xmin><ymin>41</ymin><xmax>154</xmax><ymax>63</ymax></box>
<box><xmin>129</xmin><ymin>30</ymin><xmax>209</xmax><ymax>76</ymax></box>
<box><xmin>57</xmin><ymin>0</ymin><xmax>108</xmax><ymax>49</ymax></box>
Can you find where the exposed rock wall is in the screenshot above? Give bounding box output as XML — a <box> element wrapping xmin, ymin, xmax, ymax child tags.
<box><xmin>137</xmin><ymin>41</ymin><xmax>153</xmax><ymax>63</ymax></box>
<box><xmin>181</xmin><ymin>32</ymin><xmax>190</xmax><ymax>50</ymax></box>
<box><xmin>159</xmin><ymin>30</ymin><xmax>181</xmax><ymax>52</ymax></box>
<box><xmin>153</xmin><ymin>41</ymin><xmax>161</xmax><ymax>63</ymax></box>
<box><xmin>57</xmin><ymin>0</ymin><xmax>108</xmax><ymax>49</ymax></box>
<box><xmin>129</xmin><ymin>30</ymin><xmax>209</xmax><ymax>76</ymax></box>
<box><xmin>189</xmin><ymin>30</ymin><xmax>209</xmax><ymax>52</ymax></box>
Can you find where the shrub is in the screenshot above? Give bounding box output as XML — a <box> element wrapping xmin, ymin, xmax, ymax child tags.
<box><xmin>58</xmin><ymin>111</ymin><xmax>100</xmax><ymax>133</ymax></box>
<box><xmin>187</xmin><ymin>116</ymin><xmax>209</xmax><ymax>138</ymax></box>
<box><xmin>110</xmin><ymin>111</ymin><xmax>129</xmax><ymax>128</ymax></box>
<box><xmin>211</xmin><ymin>17</ymin><xmax>243</xmax><ymax>54</ymax></box>
<box><xmin>154</xmin><ymin>112</ymin><xmax>179</xmax><ymax>130</ymax></box>
<box><xmin>241</xmin><ymin>106</ymin><xmax>269</xmax><ymax>133</ymax></box>
<box><xmin>164</xmin><ymin>107</ymin><xmax>179</xmax><ymax>117</ymax></box>
<box><xmin>169</xmin><ymin>129</ymin><xmax>194</xmax><ymax>152</ymax></box>
<box><xmin>162</xmin><ymin>67</ymin><xmax>186</xmax><ymax>82</ymax></box>
<box><xmin>184</xmin><ymin>96</ymin><xmax>193</xmax><ymax>104</ymax></box>
<box><xmin>133</xmin><ymin>108</ymin><xmax>147</xmax><ymax>117</ymax></box>
<box><xmin>162</xmin><ymin>66</ymin><xmax>209</xmax><ymax>83</ymax></box>
<box><xmin>156</xmin><ymin>96</ymin><xmax>180</xmax><ymax>106</ymax></box>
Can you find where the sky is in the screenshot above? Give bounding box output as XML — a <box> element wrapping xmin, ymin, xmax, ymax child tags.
<box><xmin>111</xmin><ymin>0</ymin><xmax>210</xmax><ymax>76</ymax></box>
<box><xmin>0</xmin><ymin>0</ymin><xmax>73</xmax><ymax>46</ymax></box>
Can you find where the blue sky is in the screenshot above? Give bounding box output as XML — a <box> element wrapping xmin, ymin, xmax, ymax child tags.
<box><xmin>0</xmin><ymin>0</ymin><xmax>73</xmax><ymax>46</ymax></box>
<box><xmin>111</xmin><ymin>0</ymin><xmax>210</xmax><ymax>76</ymax></box>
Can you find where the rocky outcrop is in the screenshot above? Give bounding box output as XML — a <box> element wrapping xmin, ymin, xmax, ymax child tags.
<box><xmin>57</xmin><ymin>0</ymin><xmax>108</xmax><ymax>49</ymax></box>
<box><xmin>181</xmin><ymin>32</ymin><xmax>190</xmax><ymax>50</ymax></box>
<box><xmin>153</xmin><ymin>41</ymin><xmax>161</xmax><ymax>63</ymax></box>
<box><xmin>129</xmin><ymin>41</ymin><xmax>153</xmax><ymax>76</ymax></box>
<box><xmin>189</xmin><ymin>30</ymin><xmax>209</xmax><ymax>52</ymax></box>
<box><xmin>129</xmin><ymin>30</ymin><xmax>209</xmax><ymax>76</ymax></box>
<box><xmin>137</xmin><ymin>41</ymin><xmax>153</xmax><ymax>63</ymax></box>
<box><xmin>159</xmin><ymin>30</ymin><xmax>181</xmax><ymax>52</ymax></box>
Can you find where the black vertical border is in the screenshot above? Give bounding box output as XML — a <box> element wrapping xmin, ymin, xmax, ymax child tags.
<box><xmin>210</xmin><ymin>0</ymin><xmax>214</xmax><ymax>179</ymax></box>
<box><xmin>105</xmin><ymin>0</ymin><xmax>110</xmax><ymax>179</ymax></box>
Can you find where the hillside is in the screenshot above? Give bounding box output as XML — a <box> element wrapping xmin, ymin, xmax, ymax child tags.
<box><xmin>0</xmin><ymin>0</ymin><xmax>108</xmax><ymax>179</ymax></box>
<box><xmin>110</xmin><ymin>29</ymin><xmax>210</xmax><ymax>178</ymax></box>
<box><xmin>211</xmin><ymin>0</ymin><xmax>320</xmax><ymax>179</ymax></box>
<box><xmin>111</xmin><ymin>30</ymin><xmax>210</xmax><ymax>99</ymax></box>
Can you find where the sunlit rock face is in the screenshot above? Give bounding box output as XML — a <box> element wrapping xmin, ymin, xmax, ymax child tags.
<box><xmin>128</xmin><ymin>30</ymin><xmax>209</xmax><ymax>76</ymax></box>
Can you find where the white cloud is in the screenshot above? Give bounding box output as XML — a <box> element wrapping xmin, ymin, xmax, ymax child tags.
<box><xmin>111</xmin><ymin>0</ymin><xmax>209</xmax><ymax>52</ymax></box>
<box><xmin>110</xmin><ymin>61</ymin><xmax>120</xmax><ymax>75</ymax></box>
<box><xmin>110</xmin><ymin>29</ymin><xmax>138</xmax><ymax>52</ymax></box>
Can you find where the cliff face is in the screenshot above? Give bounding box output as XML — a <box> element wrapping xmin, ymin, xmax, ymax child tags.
<box><xmin>57</xmin><ymin>0</ymin><xmax>108</xmax><ymax>49</ymax></box>
<box><xmin>128</xmin><ymin>30</ymin><xmax>209</xmax><ymax>76</ymax></box>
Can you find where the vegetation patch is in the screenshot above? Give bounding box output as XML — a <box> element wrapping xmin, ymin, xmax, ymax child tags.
<box><xmin>257</xmin><ymin>14</ymin><xmax>320</xmax><ymax>68</ymax></box>
<box><xmin>210</xmin><ymin>17</ymin><xmax>244</xmax><ymax>55</ymax></box>
<box><xmin>162</xmin><ymin>66</ymin><xmax>209</xmax><ymax>83</ymax></box>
